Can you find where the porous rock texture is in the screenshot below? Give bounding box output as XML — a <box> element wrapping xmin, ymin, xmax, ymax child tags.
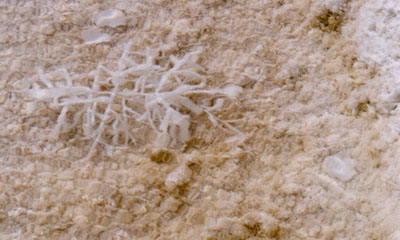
<box><xmin>1</xmin><ymin>0</ymin><xmax>400</xmax><ymax>239</ymax></box>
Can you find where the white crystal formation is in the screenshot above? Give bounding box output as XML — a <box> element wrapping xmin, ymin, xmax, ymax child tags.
<box><xmin>95</xmin><ymin>9</ymin><xmax>126</xmax><ymax>28</ymax></box>
<box><xmin>323</xmin><ymin>155</ymin><xmax>356</xmax><ymax>182</ymax></box>
<box><xmin>81</xmin><ymin>28</ymin><xmax>111</xmax><ymax>44</ymax></box>
<box><xmin>165</xmin><ymin>165</ymin><xmax>192</xmax><ymax>190</ymax></box>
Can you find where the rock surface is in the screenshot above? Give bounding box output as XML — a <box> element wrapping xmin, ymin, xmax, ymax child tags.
<box><xmin>1</xmin><ymin>0</ymin><xmax>400</xmax><ymax>239</ymax></box>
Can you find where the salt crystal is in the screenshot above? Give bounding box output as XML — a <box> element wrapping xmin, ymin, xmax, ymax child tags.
<box><xmin>165</xmin><ymin>165</ymin><xmax>192</xmax><ymax>190</ymax></box>
<box><xmin>81</xmin><ymin>28</ymin><xmax>111</xmax><ymax>44</ymax></box>
<box><xmin>323</xmin><ymin>156</ymin><xmax>356</xmax><ymax>182</ymax></box>
<box><xmin>95</xmin><ymin>9</ymin><xmax>126</xmax><ymax>28</ymax></box>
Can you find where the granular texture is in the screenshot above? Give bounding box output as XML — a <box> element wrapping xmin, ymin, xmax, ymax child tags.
<box><xmin>1</xmin><ymin>0</ymin><xmax>400</xmax><ymax>239</ymax></box>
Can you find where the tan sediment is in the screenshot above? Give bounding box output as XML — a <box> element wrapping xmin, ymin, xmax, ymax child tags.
<box><xmin>1</xmin><ymin>0</ymin><xmax>399</xmax><ymax>239</ymax></box>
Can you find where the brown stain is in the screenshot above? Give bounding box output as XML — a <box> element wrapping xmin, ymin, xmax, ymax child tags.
<box><xmin>313</xmin><ymin>9</ymin><xmax>344</xmax><ymax>33</ymax></box>
<box><xmin>150</xmin><ymin>149</ymin><xmax>174</xmax><ymax>164</ymax></box>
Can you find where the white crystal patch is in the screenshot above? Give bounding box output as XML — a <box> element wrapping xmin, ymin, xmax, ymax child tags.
<box><xmin>95</xmin><ymin>9</ymin><xmax>126</xmax><ymax>28</ymax></box>
<box><xmin>323</xmin><ymin>156</ymin><xmax>356</xmax><ymax>182</ymax></box>
<box><xmin>81</xmin><ymin>28</ymin><xmax>111</xmax><ymax>44</ymax></box>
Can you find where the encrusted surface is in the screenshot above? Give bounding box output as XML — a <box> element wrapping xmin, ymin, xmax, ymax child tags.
<box><xmin>1</xmin><ymin>0</ymin><xmax>400</xmax><ymax>239</ymax></box>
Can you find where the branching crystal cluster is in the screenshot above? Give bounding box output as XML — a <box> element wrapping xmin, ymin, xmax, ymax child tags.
<box><xmin>28</xmin><ymin>41</ymin><xmax>242</xmax><ymax>158</ymax></box>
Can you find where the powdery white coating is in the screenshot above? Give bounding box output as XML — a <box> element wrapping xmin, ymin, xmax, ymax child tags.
<box><xmin>353</xmin><ymin>1</ymin><xmax>400</xmax><ymax>104</ymax></box>
<box><xmin>95</xmin><ymin>9</ymin><xmax>126</xmax><ymax>28</ymax></box>
<box><xmin>322</xmin><ymin>156</ymin><xmax>356</xmax><ymax>182</ymax></box>
<box><xmin>390</xmin><ymin>230</ymin><xmax>400</xmax><ymax>240</ymax></box>
<box><xmin>353</xmin><ymin>1</ymin><xmax>400</xmax><ymax>193</ymax></box>
<box><xmin>81</xmin><ymin>28</ymin><xmax>111</xmax><ymax>44</ymax></box>
<box><xmin>355</xmin><ymin>1</ymin><xmax>400</xmax><ymax>66</ymax></box>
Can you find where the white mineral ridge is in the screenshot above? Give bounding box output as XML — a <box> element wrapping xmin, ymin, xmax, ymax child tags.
<box><xmin>323</xmin><ymin>156</ymin><xmax>356</xmax><ymax>182</ymax></box>
<box><xmin>95</xmin><ymin>9</ymin><xmax>126</xmax><ymax>28</ymax></box>
<box><xmin>81</xmin><ymin>28</ymin><xmax>111</xmax><ymax>44</ymax></box>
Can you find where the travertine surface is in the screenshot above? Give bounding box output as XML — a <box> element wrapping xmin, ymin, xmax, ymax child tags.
<box><xmin>1</xmin><ymin>0</ymin><xmax>400</xmax><ymax>239</ymax></box>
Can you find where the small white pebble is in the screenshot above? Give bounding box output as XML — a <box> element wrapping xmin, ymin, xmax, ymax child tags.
<box><xmin>323</xmin><ymin>155</ymin><xmax>356</xmax><ymax>182</ymax></box>
<box><xmin>161</xmin><ymin>197</ymin><xmax>181</xmax><ymax>212</ymax></box>
<box><xmin>165</xmin><ymin>165</ymin><xmax>192</xmax><ymax>190</ymax></box>
<box><xmin>95</xmin><ymin>9</ymin><xmax>126</xmax><ymax>28</ymax></box>
<box><xmin>39</xmin><ymin>23</ymin><xmax>55</xmax><ymax>35</ymax></box>
<box><xmin>81</xmin><ymin>28</ymin><xmax>111</xmax><ymax>44</ymax></box>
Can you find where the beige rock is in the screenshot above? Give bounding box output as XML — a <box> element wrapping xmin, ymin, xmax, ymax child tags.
<box><xmin>165</xmin><ymin>164</ymin><xmax>192</xmax><ymax>190</ymax></box>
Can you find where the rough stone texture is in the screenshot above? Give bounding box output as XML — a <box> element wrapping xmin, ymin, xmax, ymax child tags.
<box><xmin>1</xmin><ymin>0</ymin><xmax>400</xmax><ymax>239</ymax></box>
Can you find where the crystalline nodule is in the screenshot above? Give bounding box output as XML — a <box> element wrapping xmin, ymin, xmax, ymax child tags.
<box><xmin>81</xmin><ymin>28</ymin><xmax>111</xmax><ymax>44</ymax></box>
<box><xmin>323</xmin><ymin>156</ymin><xmax>356</xmax><ymax>182</ymax></box>
<box><xmin>165</xmin><ymin>165</ymin><xmax>192</xmax><ymax>190</ymax></box>
<box><xmin>95</xmin><ymin>9</ymin><xmax>126</xmax><ymax>28</ymax></box>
